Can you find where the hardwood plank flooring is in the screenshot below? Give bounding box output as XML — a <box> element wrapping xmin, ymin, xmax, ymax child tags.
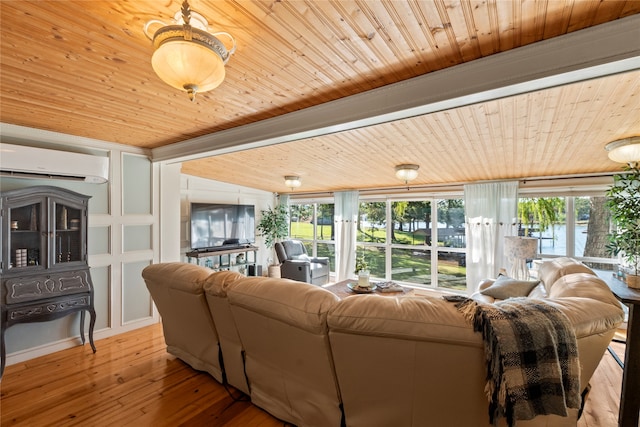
<box><xmin>0</xmin><ymin>324</ymin><xmax>284</xmax><ymax>427</ymax></box>
<box><xmin>0</xmin><ymin>324</ymin><xmax>625</xmax><ymax>426</ymax></box>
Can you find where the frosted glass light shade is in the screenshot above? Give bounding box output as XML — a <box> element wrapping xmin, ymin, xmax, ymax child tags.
<box><xmin>395</xmin><ymin>164</ymin><xmax>419</xmax><ymax>182</ymax></box>
<box><xmin>144</xmin><ymin>1</ymin><xmax>235</xmax><ymax>101</ymax></box>
<box><xmin>284</xmin><ymin>175</ymin><xmax>301</xmax><ymax>189</ymax></box>
<box><xmin>151</xmin><ymin>40</ymin><xmax>226</xmax><ymax>93</ymax></box>
<box><xmin>606</xmin><ymin>136</ymin><xmax>640</xmax><ymax>167</ymax></box>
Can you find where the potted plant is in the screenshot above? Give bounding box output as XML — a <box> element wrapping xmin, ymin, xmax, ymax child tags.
<box><xmin>257</xmin><ymin>204</ymin><xmax>289</xmax><ymax>277</ymax></box>
<box><xmin>606</xmin><ymin>166</ymin><xmax>640</xmax><ymax>289</ymax></box>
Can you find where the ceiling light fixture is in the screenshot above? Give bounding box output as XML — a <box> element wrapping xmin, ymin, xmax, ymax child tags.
<box><xmin>144</xmin><ymin>1</ymin><xmax>236</xmax><ymax>102</ymax></box>
<box><xmin>395</xmin><ymin>164</ymin><xmax>420</xmax><ymax>184</ymax></box>
<box><xmin>605</xmin><ymin>136</ymin><xmax>640</xmax><ymax>168</ymax></box>
<box><xmin>284</xmin><ymin>175</ymin><xmax>301</xmax><ymax>191</ymax></box>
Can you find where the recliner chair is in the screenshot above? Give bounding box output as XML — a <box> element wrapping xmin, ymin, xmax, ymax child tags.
<box><xmin>275</xmin><ymin>239</ymin><xmax>330</xmax><ymax>285</ymax></box>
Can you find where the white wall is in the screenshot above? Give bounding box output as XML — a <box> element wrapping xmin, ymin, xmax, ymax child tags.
<box><xmin>0</xmin><ymin>127</ymin><xmax>274</xmax><ymax>368</ymax></box>
<box><xmin>0</xmin><ymin>126</ymin><xmax>176</xmax><ymax>367</ymax></box>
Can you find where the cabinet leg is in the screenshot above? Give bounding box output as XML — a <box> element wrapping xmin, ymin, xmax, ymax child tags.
<box><xmin>1</xmin><ymin>328</ymin><xmax>5</xmax><ymax>378</ymax></box>
<box><xmin>80</xmin><ymin>310</ymin><xmax>86</xmax><ymax>345</ymax></box>
<box><xmin>88</xmin><ymin>308</ymin><xmax>96</xmax><ymax>353</ymax></box>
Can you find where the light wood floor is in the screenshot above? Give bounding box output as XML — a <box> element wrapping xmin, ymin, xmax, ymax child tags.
<box><xmin>0</xmin><ymin>323</ymin><xmax>625</xmax><ymax>427</ymax></box>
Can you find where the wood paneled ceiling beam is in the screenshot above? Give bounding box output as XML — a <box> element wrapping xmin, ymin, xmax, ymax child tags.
<box><xmin>152</xmin><ymin>14</ymin><xmax>640</xmax><ymax>164</ymax></box>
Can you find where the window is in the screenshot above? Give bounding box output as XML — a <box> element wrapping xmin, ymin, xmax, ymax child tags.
<box><xmin>359</xmin><ymin>198</ymin><xmax>466</xmax><ymax>291</ymax></box>
<box><xmin>290</xmin><ymin>203</ymin><xmax>313</xmax><ymax>240</ymax></box>
<box><xmin>390</xmin><ymin>200</ymin><xmax>432</xmax><ymax>286</ymax></box>
<box><xmin>518</xmin><ymin>197</ymin><xmax>566</xmax><ymax>256</ymax></box>
<box><xmin>357</xmin><ymin>202</ymin><xmax>386</xmax><ymax>243</ymax></box>
<box><xmin>289</xmin><ymin>202</ymin><xmax>335</xmax><ymax>271</ymax></box>
<box><xmin>288</xmin><ymin>182</ymin><xmax>615</xmax><ymax>291</ymax></box>
<box><xmin>574</xmin><ymin>196</ymin><xmax>610</xmax><ymax>259</ymax></box>
<box><xmin>435</xmin><ymin>199</ymin><xmax>466</xmax><ymax>290</ymax></box>
<box><xmin>517</xmin><ymin>194</ymin><xmax>615</xmax><ymax>273</ymax></box>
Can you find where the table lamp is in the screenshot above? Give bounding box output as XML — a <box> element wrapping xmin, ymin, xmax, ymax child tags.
<box><xmin>504</xmin><ymin>236</ymin><xmax>538</xmax><ymax>280</ymax></box>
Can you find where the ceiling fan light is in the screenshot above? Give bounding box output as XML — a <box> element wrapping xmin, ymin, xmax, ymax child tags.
<box><xmin>395</xmin><ymin>164</ymin><xmax>419</xmax><ymax>182</ymax></box>
<box><xmin>606</xmin><ymin>136</ymin><xmax>640</xmax><ymax>168</ymax></box>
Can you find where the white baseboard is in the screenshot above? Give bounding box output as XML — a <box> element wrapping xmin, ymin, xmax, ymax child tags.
<box><xmin>4</xmin><ymin>318</ymin><xmax>160</xmax><ymax>368</ymax></box>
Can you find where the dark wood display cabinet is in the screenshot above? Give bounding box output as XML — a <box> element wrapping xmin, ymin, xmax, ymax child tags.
<box><xmin>0</xmin><ymin>186</ymin><xmax>96</xmax><ymax>377</ymax></box>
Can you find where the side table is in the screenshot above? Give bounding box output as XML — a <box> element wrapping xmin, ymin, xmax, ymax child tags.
<box><xmin>602</xmin><ymin>274</ymin><xmax>640</xmax><ymax>427</ymax></box>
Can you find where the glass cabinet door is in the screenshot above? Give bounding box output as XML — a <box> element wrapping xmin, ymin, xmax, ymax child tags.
<box><xmin>8</xmin><ymin>200</ymin><xmax>45</xmax><ymax>271</ymax></box>
<box><xmin>52</xmin><ymin>200</ymin><xmax>85</xmax><ymax>267</ymax></box>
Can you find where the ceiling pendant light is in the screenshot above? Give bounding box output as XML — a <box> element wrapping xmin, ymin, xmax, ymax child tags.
<box><xmin>144</xmin><ymin>1</ymin><xmax>235</xmax><ymax>102</ymax></box>
<box><xmin>395</xmin><ymin>164</ymin><xmax>420</xmax><ymax>184</ymax></box>
<box><xmin>605</xmin><ymin>136</ymin><xmax>640</xmax><ymax>169</ymax></box>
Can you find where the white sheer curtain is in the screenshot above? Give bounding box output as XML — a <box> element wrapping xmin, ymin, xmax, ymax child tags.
<box><xmin>464</xmin><ymin>181</ymin><xmax>518</xmax><ymax>292</ymax></box>
<box><xmin>278</xmin><ymin>193</ymin><xmax>290</xmax><ymax>234</ymax></box>
<box><xmin>334</xmin><ymin>190</ymin><xmax>359</xmax><ymax>281</ymax></box>
<box><xmin>278</xmin><ymin>194</ymin><xmax>289</xmax><ymax>209</ymax></box>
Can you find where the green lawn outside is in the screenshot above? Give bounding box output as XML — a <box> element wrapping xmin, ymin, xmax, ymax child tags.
<box><xmin>289</xmin><ymin>221</ymin><xmax>466</xmax><ymax>290</ymax></box>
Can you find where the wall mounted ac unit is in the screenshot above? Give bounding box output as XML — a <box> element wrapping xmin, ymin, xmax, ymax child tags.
<box><xmin>0</xmin><ymin>143</ymin><xmax>109</xmax><ymax>184</ymax></box>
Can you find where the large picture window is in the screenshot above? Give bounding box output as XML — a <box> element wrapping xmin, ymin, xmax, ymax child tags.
<box><xmin>289</xmin><ymin>184</ymin><xmax>614</xmax><ymax>293</ymax></box>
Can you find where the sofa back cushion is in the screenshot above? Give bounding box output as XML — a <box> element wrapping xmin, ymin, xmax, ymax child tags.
<box><xmin>328</xmin><ymin>295</ymin><xmax>487</xmax><ymax>427</ymax></box>
<box><xmin>548</xmin><ymin>272</ymin><xmax>621</xmax><ymax>311</ymax></box>
<box><xmin>203</xmin><ymin>270</ymin><xmax>250</xmax><ymax>394</ymax></box>
<box><xmin>142</xmin><ymin>262</ymin><xmax>223</xmax><ymax>382</ymax></box>
<box><xmin>227</xmin><ymin>277</ymin><xmax>342</xmax><ymax>427</ymax></box>
<box><xmin>537</xmin><ymin>257</ymin><xmax>596</xmax><ymax>293</ymax></box>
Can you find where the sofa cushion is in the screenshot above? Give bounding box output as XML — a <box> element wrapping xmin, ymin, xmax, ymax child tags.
<box><xmin>228</xmin><ymin>276</ymin><xmax>338</xmax><ymax>333</ymax></box>
<box><xmin>480</xmin><ymin>275</ymin><xmax>540</xmax><ymax>299</ymax></box>
<box><xmin>329</xmin><ymin>294</ymin><xmax>480</xmax><ymax>346</ymax></box>
<box><xmin>548</xmin><ymin>273</ymin><xmax>621</xmax><ymax>308</ymax></box>
<box><xmin>142</xmin><ymin>262</ymin><xmax>223</xmax><ymax>382</ymax></box>
<box><xmin>281</xmin><ymin>239</ymin><xmax>306</xmax><ymax>257</ymax></box>
<box><xmin>227</xmin><ymin>277</ymin><xmax>342</xmax><ymax>427</ymax></box>
<box><xmin>203</xmin><ymin>270</ymin><xmax>250</xmax><ymax>394</ymax></box>
<box><xmin>538</xmin><ymin>257</ymin><xmax>596</xmax><ymax>293</ymax></box>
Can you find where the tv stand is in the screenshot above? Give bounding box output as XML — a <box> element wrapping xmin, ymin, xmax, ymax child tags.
<box><xmin>186</xmin><ymin>246</ymin><xmax>259</xmax><ymax>276</ymax></box>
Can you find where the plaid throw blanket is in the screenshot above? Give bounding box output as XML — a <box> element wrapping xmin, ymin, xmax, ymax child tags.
<box><xmin>446</xmin><ymin>296</ymin><xmax>580</xmax><ymax>426</ymax></box>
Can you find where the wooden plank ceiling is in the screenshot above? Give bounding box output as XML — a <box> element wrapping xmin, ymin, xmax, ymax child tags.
<box><xmin>1</xmin><ymin>1</ymin><xmax>639</xmax><ymax>193</ymax></box>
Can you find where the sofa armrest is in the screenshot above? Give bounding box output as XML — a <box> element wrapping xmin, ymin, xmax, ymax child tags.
<box><xmin>310</xmin><ymin>256</ymin><xmax>329</xmax><ymax>265</ymax></box>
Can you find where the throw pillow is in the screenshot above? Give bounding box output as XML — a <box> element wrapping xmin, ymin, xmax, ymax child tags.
<box><xmin>480</xmin><ymin>275</ymin><xmax>540</xmax><ymax>300</ymax></box>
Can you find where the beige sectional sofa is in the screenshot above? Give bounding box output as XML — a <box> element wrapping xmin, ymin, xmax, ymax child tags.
<box><xmin>142</xmin><ymin>258</ymin><xmax>624</xmax><ymax>427</ymax></box>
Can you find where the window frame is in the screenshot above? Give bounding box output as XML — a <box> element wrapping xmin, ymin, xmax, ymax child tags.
<box><xmin>288</xmin><ymin>176</ymin><xmax>615</xmax><ymax>291</ymax></box>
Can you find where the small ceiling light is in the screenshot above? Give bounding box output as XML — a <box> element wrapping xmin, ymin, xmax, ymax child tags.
<box><xmin>284</xmin><ymin>175</ymin><xmax>301</xmax><ymax>190</ymax></box>
<box><xmin>606</xmin><ymin>136</ymin><xmax>640</xmax><ymax>168</ymax></box>
<box><xmin>395</xmin><ymin>164</ymin><xmax>420</xmax><ymax>183</ymax></box>
<box><xmin>144</xmin><ymin>1</ymin><xmax>236</xmax><ymax>102</ymax></box>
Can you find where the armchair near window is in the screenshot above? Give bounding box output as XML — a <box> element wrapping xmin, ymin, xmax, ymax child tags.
<box><xmin>275</xmin><ymin>240</ymin><xmax>330</xmax><ymax>285</ymax></box>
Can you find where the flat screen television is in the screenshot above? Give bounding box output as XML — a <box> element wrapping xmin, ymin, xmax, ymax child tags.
<box><xmin>190</xmin><ymin>203</ymin><xmax>255</xmax><ymax>251</ymax></box>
